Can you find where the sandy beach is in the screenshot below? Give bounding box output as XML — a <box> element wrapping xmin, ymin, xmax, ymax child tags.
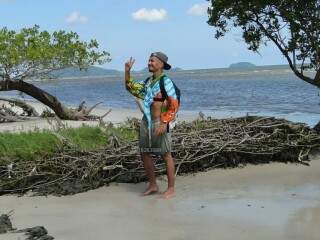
<box><xmin>0</xmin><ymin>101</ymin><xmax>319</xmax><ymax>240</ymax></box>
<box><xmin>0</xmin><ymin>155</ymin><xmax>319</xmax><ymax>240</ymax></box>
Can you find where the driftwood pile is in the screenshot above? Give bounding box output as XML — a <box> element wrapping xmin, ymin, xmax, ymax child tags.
<box><xmin>0</xmin><ymin>97</ymin><xmax>112</xmax><ymax>124</ymax></box>
<box><xmin>0</xmin><ymin>116</ymin><xmax>320</xmax><ymax>196</ymax></box>
<box><xmin>0</xmin><ymin>97</ymin><xmax>40</xmax><ymax>123</ymax></box>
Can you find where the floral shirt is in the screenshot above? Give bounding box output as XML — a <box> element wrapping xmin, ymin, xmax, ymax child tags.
<box><xmin>126</xmin><ymin>73</ymin><xmax>179</xmax><ymax>128</ymax></box>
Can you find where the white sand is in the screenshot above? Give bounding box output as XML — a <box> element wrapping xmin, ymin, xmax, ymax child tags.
<box><xmin>0</xmin><ymin>155</ymin><xmax>319</xmax><ymax>240</ymax></box>
<box><xmin>0</xmin><ymin>101</ymin><xmax>319</xmax><ymax>240</ymax></box>
<box><xmin>0</xmin><ymin>100</ymin><xmax>198</xmax><ymax>133</ymax></box>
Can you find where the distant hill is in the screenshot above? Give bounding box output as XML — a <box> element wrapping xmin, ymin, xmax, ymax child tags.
<box><xmin>229</xmin><ymin>62</ymin><xmax>256</xmax><ymax>68</ymax></box>
<box><xmin>52</xmin><ymin>66</ymin><xmax>183</xmax><ymax>78</ymax></box>
<box><xmin>52</xmin><ymin>66</ymin><xmax>121</xmax><ymax>78</ymax></box>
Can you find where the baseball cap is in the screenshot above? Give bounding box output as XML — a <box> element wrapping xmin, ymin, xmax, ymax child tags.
<box><xmin>150</xmin><ymin>52</ymin><xmax>171</xmax><ymax>70</ymax></box>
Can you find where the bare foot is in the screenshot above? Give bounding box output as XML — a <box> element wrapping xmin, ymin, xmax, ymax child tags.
<box><xmin>156</xmin><ymin>190</ymin><xmax>175</xmax><ymax>199</ymax></box>
<box><xmin>140</xmin><ymin>186</ymin><xmax>159</xmax><ymax>196</ymax></box>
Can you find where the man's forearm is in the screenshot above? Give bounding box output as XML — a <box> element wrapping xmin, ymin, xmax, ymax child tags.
<box><xmin>125</xmin><ymin>70</ymin><xmax>131</xmax><ymax>82</ymax></box>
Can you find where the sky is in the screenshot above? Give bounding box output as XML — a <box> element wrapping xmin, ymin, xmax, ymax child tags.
<box><xmin>0</xmin><ymin>0</ymin><xmax>288</xmax><ymax>71</ymax></box>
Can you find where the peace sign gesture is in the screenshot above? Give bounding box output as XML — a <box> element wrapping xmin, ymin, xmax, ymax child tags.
<box><xmin>125</xmin><ymin>57</ymin><xmax>135</xmax><ymax>72</ymax></box>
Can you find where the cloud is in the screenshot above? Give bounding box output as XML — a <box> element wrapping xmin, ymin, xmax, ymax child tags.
<box><xmin>132</xmin><ymin>8</ymin><xmax>167</xmax><ymax>22</ymax></box>
<box><xmin>65</xmin><ymin>11</ymin><xmax>90</xmax><ymax>24</ymax></box>
<box><xmin>187</xmin><ymin>3</ymin><xmax>210</xmax><ymax>16</ymax></box>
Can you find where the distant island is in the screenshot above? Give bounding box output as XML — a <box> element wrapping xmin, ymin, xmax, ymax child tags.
<box><xmin>52</xmin><ymin>66</ymin><xmax>121</xmax><ymax>78</ymax></box>
<box><xmin>229</xmin><ymin>62</ymin><xmax>256</xmax><ymax>68</ymax></box>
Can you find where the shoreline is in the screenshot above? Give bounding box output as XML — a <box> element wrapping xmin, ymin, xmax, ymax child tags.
<box><xmin>0</xmin><ymin>100</ymin><xmax>199</xmax><ymax>133</ymax></box>
<box><xmin>0</xmin><ymin>99</ymin><xmax>318</xmax><ymax>133</ymax></box>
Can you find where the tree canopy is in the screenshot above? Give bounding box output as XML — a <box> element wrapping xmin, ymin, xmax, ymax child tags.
<box><xmin>0</xmin><ymin>25</ymin><xmax>110</xmax><ymax>81</ymax></box>
<box><xmin>207</xmin><ymin>0</ymin><xmax>320</xmax><ymax>87</ymax></box>
<box><xmin>0</xmin><ymin>25</ymin><xmax>111</xmax><ymax>121</ymax></box>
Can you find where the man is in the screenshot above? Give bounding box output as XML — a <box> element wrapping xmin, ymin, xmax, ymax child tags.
<box><xmin>124</xmin><ymin>52</ymin><xmax>179</xmax><ymax>199</ymax></box>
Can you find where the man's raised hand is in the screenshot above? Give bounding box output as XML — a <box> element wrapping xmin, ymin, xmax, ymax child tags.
<box><xmin>125</xmin><ymin>57</ymin><xmax>135</xmax><ymax>71</ymax></box>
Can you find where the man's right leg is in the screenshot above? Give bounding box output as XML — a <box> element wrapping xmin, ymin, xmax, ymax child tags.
<box><xmin>140</xmin><ymin>153</ymin><xmax>159</xmax><ymax>196</ymax></box>
<box><xmin>156</xmin><ymin>153</ymin><xmax>175</xmax><ymax>199</ymax></box>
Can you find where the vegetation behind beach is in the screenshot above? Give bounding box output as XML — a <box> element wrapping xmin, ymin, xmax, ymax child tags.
<box><xmin>0</xmin><ymin>117</ymin><xmax>319</xmax><ymax>196</ymax></box>
<box><xmin>0</xmin><ymin>125</ymin><xmax>137</xmax><ymax>165</ymax></box>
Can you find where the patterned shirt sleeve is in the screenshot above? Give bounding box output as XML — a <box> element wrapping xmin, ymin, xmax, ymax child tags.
<box><xmin>125</xmin><ymin>77</ymin><xmax>146</xmax><ymax>99</ymax></box>
<box><xmin>160</xmin><ymin>78</ymin><xmax>179</xmax><ymax>123</ymax></box>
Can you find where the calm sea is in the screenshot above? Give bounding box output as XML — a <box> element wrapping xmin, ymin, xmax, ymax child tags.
<box><xmin>4</xmin><ymin>65</ymin><xmax>320</xmax><ymax>127</ymax></box>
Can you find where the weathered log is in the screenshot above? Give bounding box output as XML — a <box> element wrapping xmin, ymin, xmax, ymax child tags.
<box><xmin>0</xmin><ymin>97</ymin><xmax>39</xmax><ymax>117</ymax></box>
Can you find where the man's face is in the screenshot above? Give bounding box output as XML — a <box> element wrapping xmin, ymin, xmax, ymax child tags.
<box><xmin>148</xmin><ymin>56</ymin><xmax>164</xmax><ymax>72</ymax></box>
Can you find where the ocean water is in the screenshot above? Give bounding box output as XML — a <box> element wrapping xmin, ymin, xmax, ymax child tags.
<box><xmin>3</xmin><ymin>65</ymin><xmax>320</xmax><ymax>127</ymax></box>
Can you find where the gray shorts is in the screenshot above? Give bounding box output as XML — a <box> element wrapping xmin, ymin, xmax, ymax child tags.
<box><xmin>139</xmin><ymin>116</ymin><xmax>172</xmax><ymax>155</ymax></box>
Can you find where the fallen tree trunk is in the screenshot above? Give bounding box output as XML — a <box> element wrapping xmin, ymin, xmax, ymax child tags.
<box><xmin>0</xmin><ymin>80</ymin><xmax>110</xmax><ymax>121</ymax></box>
<box><xmin>0</xmin><ymin>116</ymin><xmax>319</xmax><ymax>196</ymax></box>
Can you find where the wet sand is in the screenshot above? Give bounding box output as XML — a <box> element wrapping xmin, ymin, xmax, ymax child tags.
<box><xmin>1</xmin><ymin>155</ymin><xmax>319</xmax><ymax>240</ymax></box>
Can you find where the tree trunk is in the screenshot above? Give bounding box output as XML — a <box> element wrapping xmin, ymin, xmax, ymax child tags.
<box><xmin>0</xmin><ymin>79</ymin><xmax>76</xmax><ymax>120</ymax></box>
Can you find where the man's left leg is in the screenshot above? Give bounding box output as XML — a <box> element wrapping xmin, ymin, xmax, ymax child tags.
<box><xmin>157</xmin><ymin>153</ymin><xmax>175</xmax><ymax>199</ymax></box>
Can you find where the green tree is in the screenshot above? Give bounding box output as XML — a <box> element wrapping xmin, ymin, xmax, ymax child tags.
<box><xmin>207</xmin><ymin>0</ymin><xmax>320</xmax><ymax>86</ymax></box>
<box><xmin>0</xmin><ymin>25</ymin><xmax>111</xmax><ymax>121</ymax></box>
